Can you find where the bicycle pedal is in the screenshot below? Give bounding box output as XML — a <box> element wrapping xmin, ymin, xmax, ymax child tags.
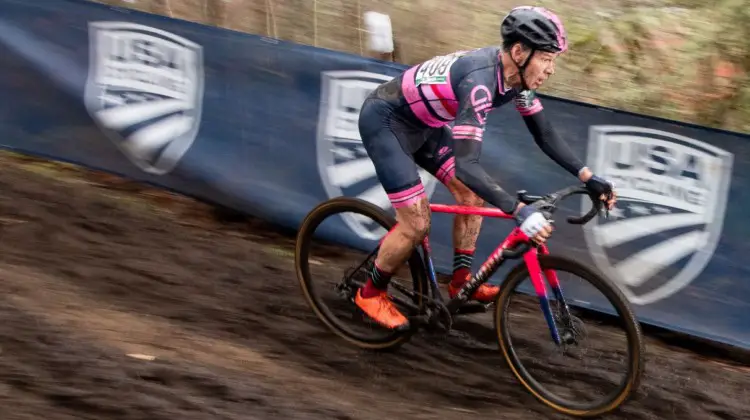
<box><xmin>425</xmin><ymin>322</ymin><xmax>451</xmax><ymax>335</ymax></box>
<box><xmin>455</xmin><ymin>302</ymin><xmax>492</xmax><ymax>315</ymax></box>
<box><xmin>408</xmin><ymin>311</ymin><xmax>452</xmax><ymax>334</ymax></box>
<box><xmin>425</xmin><ymin>317</ymin><xmax>452</xmax><ymax>334</ymax></box>
<box><xmin>407</xmin><ymin>314</ymin><xmax>430</xmax><ymax>328</ymax></box>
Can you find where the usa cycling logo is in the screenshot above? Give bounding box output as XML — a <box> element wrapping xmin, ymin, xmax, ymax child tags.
<box><xmin>84</xmin><ymin>22</ymin><xmax>205</xmax><ymax>175</ymax></box>
<box><xmin>582</xmin><ymin>126</ymin><xmax>733</xmax><ymax>305</ymax></box>
<box><xmin>316</xmin><ymin>71</ymin><xmax>438</xmax><ymax>240</ymax></box>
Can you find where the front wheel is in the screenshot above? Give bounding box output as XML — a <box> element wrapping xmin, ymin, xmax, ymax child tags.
<box><xmin>494</xmin><ymin>254</ymin><xmax>645</xmax><ymax>417</ymax></box>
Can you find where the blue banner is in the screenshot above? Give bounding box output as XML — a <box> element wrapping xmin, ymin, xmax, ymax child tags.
<box><xmin>1</xmin><ymin>0</ymin><xmax>749</xmax><ymax>349</ymax></box>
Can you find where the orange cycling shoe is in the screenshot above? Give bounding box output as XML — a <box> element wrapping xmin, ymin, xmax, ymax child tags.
<box><xmin>354</xmin><ymin>288</ymin><xmax>409</xmax><ymax>329</ymax></box>
<box><xmin>448</xmin><ymin>272</ymin><xmax>500</xmax><ymax>303</ymax></box>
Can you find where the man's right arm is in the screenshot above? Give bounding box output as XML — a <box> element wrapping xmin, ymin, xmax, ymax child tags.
<box><xmin>452</xmin><ymin>127</ymin><xmax>519</xmax><ymax>215</ymax></box>
<box><xmin>447</xmin><ymin>62</ymin><xmax>552</xmax><ymax>242</ymax></box>
<box><xmin>451</xmin><ymin>109</ymin><xmax>551</xmax><ymax>239</ymax></box>
<box><xmin>449</xmin><ymin>66</ymin><xmax>519</xmax><ymax>215</ymax></box>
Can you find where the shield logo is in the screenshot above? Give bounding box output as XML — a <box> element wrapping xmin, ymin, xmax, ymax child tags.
<box><xmin>316</xmin><ymin>70</ymin><xmax>438</xmax><ymax>240</ymax></box>
<box><xmin>582</xmin><ymin>125</ymin><xmax>734</xmax><ymax>305</ymax></box>
<box><xmin>84</xmin><ymin>22</ymin><xmax>205</xmax><ymax>175</ymax></box>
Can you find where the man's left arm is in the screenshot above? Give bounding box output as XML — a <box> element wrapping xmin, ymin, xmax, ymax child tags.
<box><xmin>515</xmin><ymin>91</ymin><xmax>617</xmax><ymax>209</ymax></box>
<box><xmin>515</xmin><ymin>91</ymin><xmax>592</xmax><ymax>182</ymax></box>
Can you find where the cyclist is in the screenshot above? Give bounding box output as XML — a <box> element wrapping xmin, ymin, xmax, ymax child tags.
<box><xmin>355</xmin><ymin>6</ymin><xmax>617</xmax><ymax>329</ymax></box>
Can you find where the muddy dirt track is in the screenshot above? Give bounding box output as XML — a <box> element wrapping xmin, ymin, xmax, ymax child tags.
<box><xmin>0</xmin><ymin>158</ymin><xmax>748</xmax><ymax>420</ymax></box>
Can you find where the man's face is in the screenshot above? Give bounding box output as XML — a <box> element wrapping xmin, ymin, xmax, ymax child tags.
<box><xmin>513</xmin><ymin>45</ymin><xmax>559</xmax><ymax>90</ymax></box>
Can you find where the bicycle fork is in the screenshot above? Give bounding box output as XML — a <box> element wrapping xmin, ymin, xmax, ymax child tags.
<box><xmin>524</xmin><ymin>246</ymin><xmax>558</xmax><ymax>345</ymax></box>
<box><xmin>450</xmin><ymin>227</ymin><xmax>571</xmax><ymax>347</ymax></box>
<box><xmin>526</xmin><ymin>244</ymin><xmax>576</xmax><ymax>346</ymax></box>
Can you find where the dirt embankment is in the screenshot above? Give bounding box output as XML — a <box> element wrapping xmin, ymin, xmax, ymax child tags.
<box><xmin>0</xmin><ymin>155</ymin><xmax>748</xmax><ymax>419</ymax></box>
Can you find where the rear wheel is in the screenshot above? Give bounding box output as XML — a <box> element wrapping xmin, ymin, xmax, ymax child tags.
<box><xmin>494</xmin><ymin>254</ymin><xmax>645</xmax><ymax>417</ymax></box>
<box><xmin>295</xmin><ymin>197</ymin><xmax>429</xmax><ymax>351</ymax></box>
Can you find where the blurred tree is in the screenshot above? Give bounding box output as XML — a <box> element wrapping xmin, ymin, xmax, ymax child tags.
<box><xmin>89</xmin><ymin>0</ymin><xmax>750</xmax><ymax>134</ymax></box>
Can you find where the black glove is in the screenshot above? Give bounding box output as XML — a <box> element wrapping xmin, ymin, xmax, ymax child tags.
<box><xmin>585</xmin><ymin>174</ymin><xmax>614</xmax><ymax>198</ymax></box>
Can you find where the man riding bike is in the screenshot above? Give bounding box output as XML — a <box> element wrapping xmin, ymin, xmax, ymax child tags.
<box><xmin>355</xmin><ymin>6</ymin><xmax>617</xmax><ymax>329</ymax></box>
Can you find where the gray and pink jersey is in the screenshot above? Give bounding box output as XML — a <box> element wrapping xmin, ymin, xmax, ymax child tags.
<box><xmin>391</xmin><ymin>47</ymin><xmax>543</xmax><ymax>144</ymax></box>
<box><xmin>365</xmin><ymin>46</ymin><xmax>585</xmax><ymax>215</ymax></box>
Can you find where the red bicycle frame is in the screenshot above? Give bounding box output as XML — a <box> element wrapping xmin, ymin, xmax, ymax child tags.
<box><xmin>418</xmin><ymin>203</ymin><xmax>565</xmax><ymax>344</ymax></box>
<box><xmin>430</xmin><ymin>203</ymin><xmax>560</xmax><ymax>291</ymax></box>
